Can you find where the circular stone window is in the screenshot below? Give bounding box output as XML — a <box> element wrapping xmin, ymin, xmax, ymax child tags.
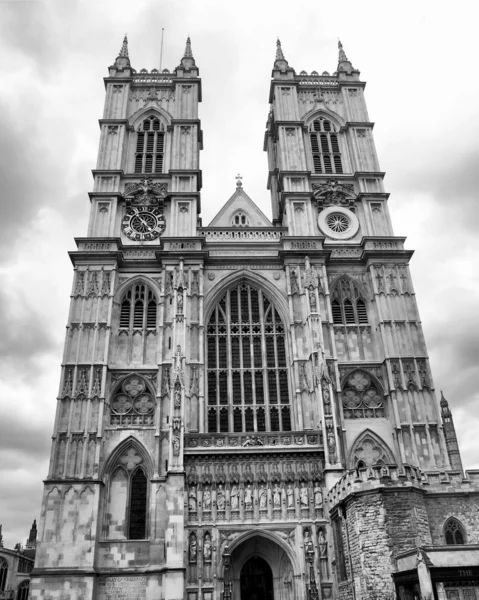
<box><xmin>317</xmin><ymin>206</ymin><xmax>359</xmax><ymax>240</ymax></box>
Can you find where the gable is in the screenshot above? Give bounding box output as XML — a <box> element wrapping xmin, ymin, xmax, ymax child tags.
<box><xmin>208</xmin><ymin>188</ymin><xmax>272</xmax><ymax>227</ymax></box>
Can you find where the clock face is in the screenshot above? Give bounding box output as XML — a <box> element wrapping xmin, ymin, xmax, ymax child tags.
<box><xmin>122</xmin><ymin>206</ymin><xmax>165</xmax><ymax>241</ymax></box>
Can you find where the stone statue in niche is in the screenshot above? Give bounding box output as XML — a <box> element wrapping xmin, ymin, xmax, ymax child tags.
<box><xmin>230</xmin><ymin>485</ymin><xmax>239</xmax><ymax>511</ymax></box>
<box><xmin>259</xmin><ymin>484</ymin><xmax>267</xmax><ymax>509</ymax></box>
<box><xmin>300</xmin><ymin>484</ymin><xmax>309</xmax><ymax>507</ymax></box>
<box><xmin>188</xmin><ymin>486</ymin><xmax>197</xmax><ymax>512</ymax></box>
<box><xmin>303</xmin><ymin>528</ymin><xmax>314</xmax><ymax>553</ymax></box>
<box><xmin>309</xmin><ymin>288</ymin><xmax>317</xmax><ymax>312</ymax></box>
<box><xmin>322</xmin><ymin>381</ymin><xmax>331</xmax><ymax>415</ymax></box>
<box><xmin>327</xmin><ymin>431</ymin><xmax>336</xmax><ymax>461</ymax></box>
<box><xmin>203</xmin><ymin>486</ymin><xmax>212</xmax><ymax>511</ymax></box>
<box><xmin>174</xmin><ymin>382</ymin><xmax>182</xmax><ymax>408</ymax></box>
<box><xmin>172</xmin><ymin>435</ymin><xmax>180</xmax><ymax>456</ymax></box>
<box><xmin>287</xmin><ymin>484</ymin><xmax>294</xmax><ymax>508</ymax></box>
<box><xmin>318</xmin><ymin>528</ymin><xmax>327</xmax><ymax>557</ymax></box>
<box><xmin>273</xmin><ymin>485</ymin><xmax>282</xmax><ymax>508</ymax></box>
<box><xmin>244</xmin><ymin>484</ymin><xmax>253</xmax><ymax>508</ymax></box>
<box><xmin>177</xmin><ymin>291</ymin><xmax>184</xmax><ymax>315</ymax></box>
<box><xmin>290</xmin><ymin>270</ymin><xmax>299</xmax><ymax>294</ymax></box>
<box><xmin>313</xmin><ymin>482</ymin><xmax>323</xmax><ymax>508</ymax></box>
<box><xmin>203</xmin><ymin>532</ymin><xmax>212</xmax><ymax>562</ymax></box>
<box><xmin>189</xmin><ymin>532</ymin><xmax>197</xmax><ymax>563</ymax></box>
<box><xmin>216</xmin><ymin>485</ymin><xmax>226</xmax><ymax>511</ymax></box>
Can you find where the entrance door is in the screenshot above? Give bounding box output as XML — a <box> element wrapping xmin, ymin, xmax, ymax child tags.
<box><xmin>240</xmin><ymin>556</ymin><xmax>274</xmax><ymax>600</ymax></box>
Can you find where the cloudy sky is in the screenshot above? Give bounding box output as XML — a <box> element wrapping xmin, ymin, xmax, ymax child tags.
<box><xmin>0</xmin><ymin>0</ymin><xmax>478</xmax><ymax>549</ymax></box>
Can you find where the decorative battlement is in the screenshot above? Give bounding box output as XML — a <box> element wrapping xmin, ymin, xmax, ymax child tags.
<box><xmin>200</xmin><ymin>228</ymin><xmax>284</xmax><ymax>242</ymax></box>
<box><xmin>327</xmin><ymin>465</ymin><xmax>479</xmax><ymax>508</ymax></box>
<box><xmin>297</xmin><ymin>75</ymin><xmax>339</xmax><ymax>86</ymax></box>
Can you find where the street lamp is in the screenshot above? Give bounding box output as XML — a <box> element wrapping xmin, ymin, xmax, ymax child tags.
<box><xmin>306</xmin><ymin>546</ymin><xmax>319</xmax><ymax>600</ymax></box>
<box><xmin>223</xmin><ymin>545</ymin><xmax>232</xmax><ymax>600</ymax></box>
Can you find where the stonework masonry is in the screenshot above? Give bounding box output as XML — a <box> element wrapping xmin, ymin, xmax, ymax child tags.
<box><xmin>28</xmin><ymin>36</ymin><xmax>479</xmax><ymax>600</ymax></box>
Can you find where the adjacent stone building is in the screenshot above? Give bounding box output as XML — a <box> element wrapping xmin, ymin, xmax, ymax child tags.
<box><xmin>30</xmin><ymin>37</ymin><xmax>479</xmax><ymax>600</ymax></box>
<box><xmin>0</xmin><ymin>522</ymin><xmax>37</xmax><ymax>600</ymax></box>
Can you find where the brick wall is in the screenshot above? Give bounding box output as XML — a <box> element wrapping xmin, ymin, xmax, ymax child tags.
<box><xmin>426</xmin><ymin>494</ymin><xmax>479</xmax><ymax>544</ymax></box>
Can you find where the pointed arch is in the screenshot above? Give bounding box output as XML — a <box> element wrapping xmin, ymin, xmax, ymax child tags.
<box><xmin>303</xmin><ymin>107</ymin><xmax>346</xmax><ymax>130</ymax></box>
<box><xmin>129</xmin><ymin>105</ymin><xmax>172</xmax><ymax>129</ymax></box>
<box><xmin>348</xmin><ymin>429</ymin><xmax>396</xmax><ymax>468</ymax></box>
<box><xmin>330</xmin><ymin>275</ymin><xmax>369</xmax><ymax>326</ymax></box>
<box><xmin>101</xmin><ymin>435</ymin><xmax>154</xmax><ymax>480</ymax></box>
<box><xmin>204</xmin><ymin>272</ymin><xmax>293</xmax><ymax>434</ymax></box>
<box><xmin>0</xmin><ymin>558</ymin><xmax>7</xmax><ymax>592</ymax></box>
<box><xmin>108</xmin><ymin>372</ymin><xmax>156</xmax><ymax>427</ymax></box>
<box><xmin>444</xmin><ymin>516</ymin><xmax>466</xmax><ymax>545</ymax></box>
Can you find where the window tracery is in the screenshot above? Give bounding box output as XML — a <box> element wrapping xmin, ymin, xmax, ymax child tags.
<box><xmin>331</xmin><ymin>277</ymin><xmax>368</xmax><ymax>325</ymax></box>
<box><xmin>444</xmin><ymin>518</ymin><xmax>466</xmax><ymax>545</ymax></box>
<box><xmin>120</xmin><ymin>283</ymin><xmax>157</xmax><ymax>331</ymax></box>
<box><xmin>309</xmin><ymin>117</ymin><xmax>343</xmax><ymax>175</ymax></box>
<box><xmin>110</xmin><ymin>375</ymin><xmax>155</xmax><ymax>426</ymax></box>
<box><xmin>342</xmin><ymin>371</ymin><xmax>384</xmax><ymax>418</ymax></box>
<box><xmin>134</xmin><ymin>116</ymin><xmax>165</xmax><ymax>174</ymax></box>
<box><xmin>231</xmin><ymin>211</ymin><xmax>250</xmax><ymax>227</ymax></box>
<box><xmin>17</xmin><ymin>580</ymin><xmax>29</xmax><ymax>600</ymax></box>
<box><xmin>206</xmin><ymin>283</ymin><xmax>291</xmax><ymax>433</ymax></box>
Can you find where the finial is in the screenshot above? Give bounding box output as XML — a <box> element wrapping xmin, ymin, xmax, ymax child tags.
<box><xmin>338</xmin><ymin>39</ymin><xmax>348</xmax><ymax>62</ymax></box>
<box><xmin>440</xmin><ymin>390</ymin><xmax>449</xmax><ymax>407</ymax></box>
<box><xmin>184</xmin><ymin>36</ymin><xmax>193</xmax><ymax>58</ymax></box>
<box><xmin>119</xmin><ymin>34</ymin><xmax>129</xmax><ymax>58</ymax></box>
<box><xmin>236</xmin><ymin>174</ymin><xmax>243</xmax><ymax>188</ymax></box>
<box><xmin>276</xmin><ymin>38</ymin><xmax>285</xmax><ymax>61</ymax></box>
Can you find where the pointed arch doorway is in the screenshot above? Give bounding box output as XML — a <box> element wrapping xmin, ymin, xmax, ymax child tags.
<box><xmin>240</xmin><ymin>556</ymin><xmax>274</xmax><ymax>600</ymax></box>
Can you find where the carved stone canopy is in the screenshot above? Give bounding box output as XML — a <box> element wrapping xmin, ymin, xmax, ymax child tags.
<box><xmin>123</xmin><ymin>178</ymin><xmax>168</xmax><ymax>208</ymax></box>
<box><xmin>312</xmin><ymin>179</ymin><xmax>357</xmax><ymax>212</ymax></box>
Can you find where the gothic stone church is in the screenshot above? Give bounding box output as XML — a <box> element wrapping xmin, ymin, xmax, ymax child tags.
<box><xmin>30</xmin><ymin>37</ymin><xmax>479</xmax><ymax>600</ymax></box>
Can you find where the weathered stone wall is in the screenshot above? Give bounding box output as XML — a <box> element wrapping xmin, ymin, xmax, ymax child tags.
<box><xmin>426</xmin><ymin>494</ymin><xmax>479</xmax><ymax>544</ymax></box>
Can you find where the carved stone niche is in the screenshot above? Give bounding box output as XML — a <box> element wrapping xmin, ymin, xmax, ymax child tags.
<box><xmin>123</xmin><ymin>178</ymin><xmax>168</xmax><ymax>208</ymax></box>
<box><xmin>312</xmin><ymin>179</ymin><xmax>357</xmax><ymax>213</ymax></box>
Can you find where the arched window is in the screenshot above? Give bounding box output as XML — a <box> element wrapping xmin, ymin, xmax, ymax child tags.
<box><xmin>134</xmin><ymin>116</ymin><xmax>165</xmax><ymax>174</ymax></box>
<box><xmin>206</xmin><ymin>283</ymin><xmax>291</xmax><ymax>433</ymax></box>
<box><xmin>444</xmin><ymin>518</ymin><xmax>466</xmax><ymax>545</ymax></box>
<box><xmin>330</xmin><ymin>277</ymin><xmax>368</xmax><ymax>325</ymax></box>
<box><xmin>309</xmin><ymin>118</ymin><xmax>343</xmax><ymax>175</ymax></box>
<box><xmin>232</xmin><ymin>211</ymin><xmax>250</xmax><ymax>227</ymax></box>
<box><xmin>342</xmin><ymin>371</ymin><xmax>385</xmax><ymax>418</ymax></box>
<box><xmin>0</xmin><ymin>558</ymin><xmax>7</xmax><ymax>592</ymax></box>
<box><xmin>120</xmin><ymin>283</ymin><xmax>157</xmax><ymax>331</ymax></box>
<box><xmin>104</xmin><ymin>443</ymin><xmax>150</xmax><ymax>540</ymax></box>
<box><xmin>17</xmin><ymin>580</ymin><xmax>29</xmax><ymax>600</ymax></box>
<box><xmin>110</xmin><ymin>375</ymin><xmax>155</xmax><ymax>426</ymax></box>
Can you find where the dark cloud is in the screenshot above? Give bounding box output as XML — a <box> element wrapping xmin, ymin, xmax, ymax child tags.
<box><xmin>0</xmin><ymin>413</ymin><xmax>52</xmax><ymax>459</ymax></box>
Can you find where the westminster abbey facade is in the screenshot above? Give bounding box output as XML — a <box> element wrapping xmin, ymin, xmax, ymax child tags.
<box><xmin>29</xmin><ymin>37</ymin><xmax>479</xmax><ymax>600</ymax></box>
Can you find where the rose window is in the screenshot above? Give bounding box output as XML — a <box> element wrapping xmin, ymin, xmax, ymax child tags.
<box><xmin>342</xmin><ymin>370</ymin><xmax>384</xmax><ymax>418</ymax></box>
<box><xmin>326</xmin><ymin>213</ymin><xmax>350</xmax><ymax>233</ymax></box>
<box><xmin>111</xmin><ymin>376</ymin><xmax>155</xmax><ymax>426</ymax></box>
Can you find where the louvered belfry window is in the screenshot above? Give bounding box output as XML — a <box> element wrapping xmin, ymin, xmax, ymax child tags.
<box><xmin>134</xmin><ymin>116</ymin><xmax>165</xmax><ymax>174</ymax></box>
<box><xmin>309</xmin><ymin>117</ymin><xmax>343</xmax><ymax>175</ymax></box>
<box><xmin>120</xmin><ymin>284</ymin><xmax>157</xmax><ymax>330</ymax></box>
<box><xmin>207</xmin><ymin>283</ymin><xmax>291</xmax><ymax>433</ymax></box>
<box><xmin>331</xmin><ymin>277</ymin><xmax>368</xmax><ymax>325</ymax></box>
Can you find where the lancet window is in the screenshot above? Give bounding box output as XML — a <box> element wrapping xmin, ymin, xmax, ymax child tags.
<box><xmin>330</xmin><ymin>277</ymin><xmax>368</xmax><ymax>325</ymax></box>
<box><xmin>0</xmin><ymin>558</ymin><xmax>7</xmax><ymax>592</ymax></box>
<box><xmin>120</xmin><ymin>283</ymin><xmax>157</xmax><ymax>331</ymax></box>
<box><xmin>17</xmin><ymin>581</ymin><xmax>29</xmax><ymax>600</ymax></box>
<box><xmin>309</xmin><ymin>117</ymin><xmax>343</xmax><ymax>175</ymax></box>
<box><xmin>134</xmin><ymin>116</ymin><xmax>165</xmax><ymax>174</ymax></box>
<box><xmin>232</xmin><ymin>211</ymin><xmax>250</xmax><ymax>227</ymax></box>
<box><xmin>106</xmin><ymin>463</ymin><xmax>148</xmax><ymax>540</ymax></box>
<box><xmin>206</xmin><ymin>283</ymin><xmax>291</xmax><ymax>433</ymax></box>
<box><xmin>444</xmin><ymin>518</ymin><xmax>466</xmax><ymax>545</ymax></box>
<box><xmin>342</xmin><ymin>371</ymin><xmax>385</xmax><ymax>419</ymax></box>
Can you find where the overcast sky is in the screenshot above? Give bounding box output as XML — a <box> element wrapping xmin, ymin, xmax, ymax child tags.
<box><xmin>0</xmin><ymin>0</ymin><xmax>478</xmax><ymax>549</ymax></box>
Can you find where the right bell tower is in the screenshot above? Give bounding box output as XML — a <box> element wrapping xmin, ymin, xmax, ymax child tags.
<box><xmin>264</xmin><ymin>39</ymin><xmax>451</xmax><ymax>478</ymax></box>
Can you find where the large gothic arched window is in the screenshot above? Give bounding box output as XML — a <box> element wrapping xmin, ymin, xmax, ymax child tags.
<box><xmin>330</xmin><ymin>277</ymin><xmax>368</xmax><ymax>325</ymax></box>
<box><xmin>206</xmin><ymin>283</ymin><xmax>291</xmax><ymax>433</ymax></box>
<box><xmin>444</xmin><ymin>518</ymin><xmax>466</xmax><ymax>545</ymax></box>
<box><xmin>0</xmin><ymin>558</ymin><xmax>7</xmax><ymax>592</ymax></box>
<box><xmin>17</xmin><ymin>580</ymin><xmax>29</xmax><ymax>600</ymax></box>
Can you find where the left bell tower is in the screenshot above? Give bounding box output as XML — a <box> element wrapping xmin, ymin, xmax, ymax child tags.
<box><xmin>31</xmin><ymin>36</ymin><xmax>202</xmax><ymax>600</ymax></box>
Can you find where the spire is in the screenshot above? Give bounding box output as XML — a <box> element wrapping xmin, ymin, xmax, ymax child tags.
<box><xmin>119</xmin><ymin>34</ymin><xmax>129</xmax><ymax>58</ymax></box>
<box><xmin>27</xmin><ymin>519</ymin><xmax>37</xmax><ymax>547</ymax></box>
<box><xmin>0</xmin><ymin>524</ymin><xmax>3</xmax><ymax>548</ymax></box>
<box><xmin>179</xmin><ymin>36</ymin><xmax>196</xmax><ymax>70</ymax></box>
<box><xmin>440</xmin><ymin>391</ymin><xmax>464</xmax><ymax>474</ymax></box>
<box><xmin>440</xmin><ymin>390</ymin><xmax>449</xmax><ymax>408</ymax></box>
<box><xmin>337</xmin><ymin>39</ymin><xmax>354</xmax><ymax>72</ymax></box>
<box><xmin>113</xmin><ymin>34</ymin><xmax>131</xmax><ymax>70</ymax></box>
<box><xmin>338</xmin><ymin>39</ymin><xmax>348</xmax><ymax>63</ymax></box>
<box><xmin>273</xmin><ymin>38</ymin><xmax>291</xmax><ymax>71</ymax></box>
<box><xmin>184</xmin><ymin>36</ymin><xmax>193</xmax><ymax>58</ymax></box>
